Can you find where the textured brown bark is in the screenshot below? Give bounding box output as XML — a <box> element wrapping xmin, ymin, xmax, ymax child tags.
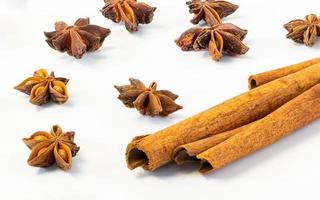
<box><xmin>126</xmin><ymin>63</ymin><xmax>320</xmax><ymax>171</ymax></box>
<box><xmin>248</xmin><ymin>57</ymin><xmax>320</xmax><ymax>89</ymax></box>
<box><xmin>173</xmin><ymin>123</ymin><xmax>252</xmax><ymax>165</ymax></box>
<box><xmin>197</xmin><ymin>83</ymin><xmax>320</xmax><ymax>174</ymax></box>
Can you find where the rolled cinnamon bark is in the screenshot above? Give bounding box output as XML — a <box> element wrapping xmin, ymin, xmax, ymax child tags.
<box><xmin>248</xmin><ymin>57</ymin><xmax>320</xmax><ymax>89</ymax></box>
<box><xmin>126</xmin><ymin>63</ymin><xmax>320</xmax><ymax>171</ymax></box>
<box><xmin>197</xmin><ymin>83</ymin><xmax>320</xmax><ymax>174</ymax></box>
<box><xmin>173</xmin><ymin>124</ymin><xmax>252</xmax><ymax>165</ymax></box>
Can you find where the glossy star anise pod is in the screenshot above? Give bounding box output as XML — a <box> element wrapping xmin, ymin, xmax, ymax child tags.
<box><xmin>187</xmin><ymin>0</ymin><xmax>238</xmax><ymax>26</ymax></box>
<box><xmin>175</xmin><ymin>23</ymin><xmax>249</xmax><ymax>61</ymax></box>
<box><xmin>44</xmin><ymin>18</ymin><xmax>111</xmax><ymax>58</ymax></box>
<box><xmin>23</xmin><ymin>125</ymin><xmax>80</xmax><ymax>171</ymax></box>
<box><xmin>14</xmin><ymin>69</ymin><xmax>69</xmax><ymax>106</ymax></box>
<box><xmin>114</xmin><ymin>78</ymin><xmax>183</xmax><ymax>116</ymax></box>
<box><xmin>284</xmin><ymin>14</ymin><xmax>320</xmax><ymax>47</ymax></box>
<box><xmin>100</xmin><ymin>0</ymin><xmax>156</xmax><ymax>32</ymax></box>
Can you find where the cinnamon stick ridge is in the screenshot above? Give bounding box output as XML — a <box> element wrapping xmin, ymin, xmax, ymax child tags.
<box><xmin>197</xmin><ymin>83</ymin><xmax>320</xmax><ymax>174</ymax></box>
<box><xmin>126</xmin><ymin>63</ymin><xmax>320</xmax><ymax>171</ymax></box>
<box><xmin>248</xmin><ymin>57</ymin><xmax>320</xmax><ymax>89</ymax></box>
<box><xmin>173</xmin><ymin>124</ymin><xmax>252</xmax><ymax>165</ymax></box>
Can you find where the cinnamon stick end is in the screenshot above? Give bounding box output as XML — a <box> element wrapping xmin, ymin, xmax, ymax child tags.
<box><xmin>173</xmin><ymin>148</ymin><xmax>199</xmax><ymax>165</ymax></box>
<box><xmin>248</xmin><ymin>76</ymin><xmax>258</xmax><ymax>89</ymax></box>
<box><xmin>199</xmin><ymin>159</ymin><xmax>215</xmax><ymax>174</ymax></box>
<box><xmin>126</xmin><ymin>147</ymin><xmax>148</xmax><ymax>170</ymax></box>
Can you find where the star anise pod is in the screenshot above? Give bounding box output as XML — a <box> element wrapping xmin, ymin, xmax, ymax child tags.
<box><xmin>23</xmin><ymin>125</ymin><xmax>80</xmax><ymax>171</ymax></box>
<box><xmin>14</xmin><ymin>69</ymin><xmax>69</xmax><ymax>106</ymax></box>
<box><xmin>284</xmin><ymin>14</ymin><xmax>320</xmax><ymax>47</ymax></box>
<box><xmin>187</xmin><ymin>0</ymin><xmax>239</xmax><ymax>26</ymax></box>
<box><xmin>175</xmin><ymin>23</ymin><xmax>249</xmax><ymax>61</ymax></box>
<box><xmin>100</xmin><ymin>0</ymin><xmax>156</xmax><ymax>32</ymax></box>
<box><xmin>44</xmin><ymin>18</ymin><xmax>111</xmax><ymax>58</ymax></box>
<box><xmin>114</xmin><ymin>78</ymin><xmax>182</xmax><ymax>116</ymax></box>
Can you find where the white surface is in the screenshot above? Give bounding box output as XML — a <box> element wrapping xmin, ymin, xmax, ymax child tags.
<box><xmin>0</xmin><ymin>0</ymin><xmax>320</xmax><ymax>199</ymax></box>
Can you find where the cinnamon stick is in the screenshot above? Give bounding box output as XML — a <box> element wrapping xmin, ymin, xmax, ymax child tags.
<box><xmin>173</xmin><ymin>123</ymin><xmax>253</xmax><ymax>165</ymax></box>
<box><xmin>126</xmin><ymin>63</ymin><xmax>320</xmax><ymax>171</ymax></box>
<box><xmin>197</xmin><ymin>83</ymin><xmax>320</xmax><ymax>174</ymax></box>
<box><xmin>248</xmin><ymin>57</ymin><xmax>320</xmax><ymax>89</ymax></box>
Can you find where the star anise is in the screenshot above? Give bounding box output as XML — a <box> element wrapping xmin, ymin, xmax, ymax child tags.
<box><xmin>175</xmin><ymin>23</ymin><xmax>249</xmax><ymax>61</ymax></box>
<box><xmin>14</xmin><ymin>69</ymin><xmax>69</xmax><ymax>106</ymax></box>
<box><xmin>187</xmin><ymin>0</ymin><xmax>239</xmax><ymax>26</ymax></box>
<box><xmin>23</xmin><ymin>125</ymin><xmax>80</xmax><ymax>171</ymax></box>
<box><xmin>100</xmin><ymin>0</ymin><xmax>156</xmax><ymax>32</ymax></box>
<box><xmin>44</xmin><ymin>18</ymin><xmax>111</xmax><ymax>58</ymax></box>
<box><xmin>284</xmin><ymin>14</ymin><xmax>320</xmax><ymax>47</ymax></box>
<box><xmin>114</xmin><ymin>78</ymin><xmax>182</xmax><ymax>116</ymax></box>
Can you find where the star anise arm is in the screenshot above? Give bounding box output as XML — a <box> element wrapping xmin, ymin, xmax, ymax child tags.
<box><xmin>133</xmin><ymin>92</ymin><xmax>163</xmax><ymax>116</ymax></box>
<box><xmin>303</xmin><ymin>26</ymin><xmax>318</xmax><ymax>46</ymax></box>
<box><xmin>69</xmin><ymin>30</ymin><xmax>87</xmax><ymax>58</ymax></box>
<box><xmin>208</xmin><ymin>31</ymin><xmax>224</xmax><ymax>61</ymax></box>
<box><xmin>54</xmin><ymin>143</ymin><xmax>73</xmax><ymax>170</ymax></box>
<box><xmin>175</xmin><ymin>28</ymin><xmax>203</xmax><ymax>51</ymax></box>
<box><xmin>74</xmin><ymin>18</ymin><xmax>90</xmax><ymax>26</ymax></box>
<box><xmin>218</xmin><ymin>30</ymin><xmax>249</xmax><ymax>56</ymax></box>
<box><xmin>23</xmin><ymin>131</ymin><xmax>52</xmax><ymax>149</ymax></box>
<box><xmin>207</xmin><ymin>0</ymin><xmax>238</xmax><ymax>18</ymax></box>
<box><xmin>127</xmin><ymin>1</ymin><xmax>156</xmax><ymax>24</ymax></box>
<box><xmin>157</xmin><ymin>94</ymin><xmax>183</xmax><ymax>116</ymax></box>
<box><xmin>215</xmin><ymin>23</ymin><xmax>248</xmax><ymax>40</ymax></box>
<box><xmin>27</xmin><ymin>141</ymin><xmax>56</xmax><ymax>168</ymax></box>
<box><xmin>203</xmin><ymin>5</ymin><xmax>221</xmax><ymax>26</ymax></box>
<box><xmin>156</xmin><ymin>90</ymin><xmax>179</xmax><ymax>100</ymax></box>
<box><xmin>284</xmin><ymin>19</ymin><xmax>306</xmax><ymax>32</ymax></box>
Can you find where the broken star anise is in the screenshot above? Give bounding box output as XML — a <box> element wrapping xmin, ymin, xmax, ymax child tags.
<box><xmin>14</xmin><ymin>69</ymin><xmax>69</xmax><ymax>106</ymax></box>
<box><xmin>187</xmin><ymin>0</ymin><xmax>239</xmax><ymax>26</ymax></box>
<box><xmin>114</xmin><ymin>78</ymin><xmax>182</xmax><ymax>116</ymax></box>
<box><xmin>23</xmin><ymin>125</ymin><xmax>80</xmax><ymax>171</ymax></box>
<box><xmin>175</xmin><ymin>23</ymin><xmax>249</xmax><ymax>61</ymax></box>
<box><xmin>44</xmin><ymin>18</ymin><xmax>111</xmax><ymax>58</ymax></box>
<box><xmin>284</xmin><ymin>14</ymin><xmax>320</xmax><ymax>47</ymax></box>
<box><xmin>100</xmin><ymin>0</ymin><xmax>156</xmax><ymax>32</ymax></box>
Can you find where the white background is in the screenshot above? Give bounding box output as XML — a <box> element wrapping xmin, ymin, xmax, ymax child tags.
<box><xmin>1</xmin><ymin>0</ymin><xmax>320</xmax><ymax>199</ymax></box>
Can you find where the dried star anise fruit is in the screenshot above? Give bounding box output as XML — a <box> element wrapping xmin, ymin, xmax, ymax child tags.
<box><xmin>14</xmin><ymin>69</ymin><xmax>69</xmax><ymax>106</ymax></box>
<box><xmin>100</xmin><ymin>0</ymin><xmax>156</xmax><ymax>32</ymax></box>
<box><xmin>114</xmin><ymin>78</ymin><xmax>182</xmax><ymax>116</ymax></box>
<box><xmin>44</xmin><ymin>18</ymin><xmax>111</xmax><ymax>58</ymax></box>
<box><xmin>284</xmin><ymin>14</ymin><xmax>320</xmax><ymax>47</ymax></box>
<box><xmin>23</xmin><ymin>125</ymin><xmax>79</xmax><ymax>171</ymax></box>
<box><xmin>187</xmin><ymin>0</ymin><xmax>238</xmax><ymax>26</ymax></box>
<box><xmin>175</xmin><ymin>23</ymin><xmax>249</xmax><ymax>61</ymax></box>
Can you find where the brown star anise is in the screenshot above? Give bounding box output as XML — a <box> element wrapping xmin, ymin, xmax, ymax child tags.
<box><xmin>114</xmin><ymin>78</ymin><xmax>182</xmax><ymax>116</ymax></box>
<box><xmin>187</xmin><ymin>0</ymin><xmax>239</xmax><ymax>26</ymax></box>
<box><xmin>23</xmin><ymin>125</ymin><xmax>80</xmax><ymax>171</ymax></box>
<box><xmin>284</xmin><ymin>14</ymin><xmax>320</xmax><ymax>47</ymax></box>
<box><xmin>175</xmin><ymin>23</ymin><xmax>249</xmax><ymax>61</ymax></box>
<box><xmin>14</xmin><ymin>69</ymin><xmax>69</xmax><ymax>106</ymax></box>
<box><xmin>44</xmin><ymin>18</ymin><xmax>111</xmax><ymax>58</ymax></box>
<box><xmin>100</xmin><ymin>0</ymin><xmax>156</xmax><ymax>32</ymax></box>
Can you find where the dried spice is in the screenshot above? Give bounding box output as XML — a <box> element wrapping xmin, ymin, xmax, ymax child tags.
<box><xmin>187</xmin><ymin>0</ymin><xmax>238</xmax><ymax>26</ymax></box>
<box><xmin>114</xmin><ymin>78</ymin><xmax>182</xmax><ymax>116</ymax></box>
<box><xmin>14</xmin><ymin>69</ymin><xmax>69</xmax><ymax>106</ymax></box>
<box><xmin>44</xmin><ymin>18</ymin><xmax>111</xmax><ymax>58</ymax></box>
<box><xmin>284</xmin><ymin>14</ymin><xmax>320</xmax><ymax>47</ymax></box>
<box><xmin>100</xmin><ymin>0</ymin><xmax>156</xmax><ymax>32</ymax></box>
<box><xmin>23</xmin><ymin>125</ymin><xmax>80</xmax><ymax>171</ymax></box>
<box><xmin>175</xmin><ymin>23</ymin><xmax>249</xmax><ymax>61</ymax></box>
<box><xmin>126</xmin><ymin>62</ymin><xmax>320</xmax><ymax>172</ymax></box>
